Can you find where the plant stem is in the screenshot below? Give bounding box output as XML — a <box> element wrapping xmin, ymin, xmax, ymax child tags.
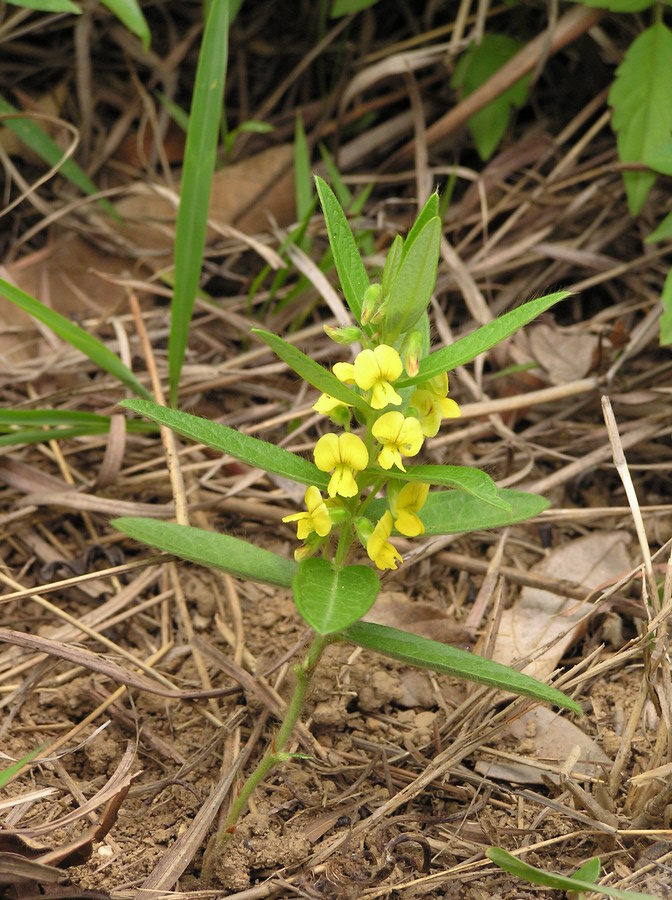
<box><xmin>202</xmin><ymin>631</ymin><xmax>330</xmax><ymax>880</ymax></box>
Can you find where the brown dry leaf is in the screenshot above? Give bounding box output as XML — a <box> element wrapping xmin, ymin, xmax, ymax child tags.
<box><xmin>486</xmin><ymin>531</ymin><xmax>631</xmax><ymax>683</ymax></box>
<box><xmin>529</xmin><ymin>322</ymin><xmax>598</xmax><ymax>384</ymax></box>
<box><xmin>475</xmin><ymin>706</ymin><xmax>611</xmax><ymax>784</ymax></box>
<box><xmin>365</xmin><ymin>591</ymin><xmax>474</xmax><ymax>646</ymax></box>
<box><xmin>1</xmin><ymin>143</ymin><xmax>295</xmax><ymax>352</ymax></box>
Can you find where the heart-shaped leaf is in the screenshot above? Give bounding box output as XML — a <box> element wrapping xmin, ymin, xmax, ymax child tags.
<box><xmin>293</xmin><ymin>558</ymin><xmax>380</xmax><ymax>635</ymax></box>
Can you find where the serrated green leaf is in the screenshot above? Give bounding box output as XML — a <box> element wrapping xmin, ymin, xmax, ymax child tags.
<box><xmin>121</xmin><ymin>399</ymin><xmax>328</xmax><ymax>489</ymax></box>
<box><xmin>396</xmin><ymin>291</ymin><xmax>570</xmax><ymax>387</ymax></box>
<box><xmin>644</xmin><ymin>136</ymin><xmax>672</xmax><ymax>175</ymax></box>
<box><xmin>452</xmin><ymin>35</ymin><xmax>532</xmax><ymax>161</ymax></box>
<box><xmin>659</xmin><ymin>268</ymin><xmax>672</xmax><ymax>346</ymax></box>
<box><xmin>169</xmin><ymin>0</ymin><xmax>229</xmax><ymax>405</ymax></box>
<box><xmin>112</xmin><ymin>518</ymin><xmax>297</xmax><ymax>588</ymax></box>
<box><xmin>100</xmin><ymin>0</ymin><xmax>150</xmax><ymax>49</ymax></box>
<box><xmin>315</xmin><ymin>176</ymin><xmax>370</xmax><ymax>323</ymax></box>
<box><xmin>645</xmin><ymin>208</ymin><xmax>672</xmax><ymax>244</ymax></box>
<box><xmin>294</xmin><ymin>559</ymin><xmax>379</xmax><ymax>634</ymax></box>
<box><xmin>370</xmin><ymin>465</ymin><xmax>510</xmax><ymax>511</ymax></box>
<box><xmin>0</xmin><ymin>279</ymin><xmax>152</xmax><ymax>400</ymax></box>
<box><xmin>367</xmin><ymin>487</ymin><xmax>548</xmax><ymax>536</ymax></box>
<box><xmin>609</xmin><ymin>23</ymin><xmax>672</xmax><ymax>215</ymax></box>
<box><xmin>342</xmin><ymin>622</ymin><xmax>581</xmax><ymax>712</ymax></box>
<box><xmin>252</xmin><ymin>328</ymin><xmax>368</xmax><ymax>412</ymax></box>
<box><xmin>385</xmin><ymin>217</ymin><xmax>441</xmax><ymax>339</ymax></box>
<box><xmin>487</xmin><ymin>848</ymin><xmax>660</xmax><ymax>899</ymax></box>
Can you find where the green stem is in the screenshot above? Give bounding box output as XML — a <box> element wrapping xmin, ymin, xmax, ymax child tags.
<box><xmin>202</xmin><ymin>631</ymin><xmax>330</xmax><ymax>879</ymax></box>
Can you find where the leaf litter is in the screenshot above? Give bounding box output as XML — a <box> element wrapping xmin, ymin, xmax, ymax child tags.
<box><xmin>1</xmin><ymin>2</ymin><xmax>672</xmax><ymax>898</ymax></box>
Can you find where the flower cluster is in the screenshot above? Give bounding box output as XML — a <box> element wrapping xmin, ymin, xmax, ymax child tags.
<box><xmin>282</xmin><ymin>334</ymin><xmax>460</xmax><ymax>571</ymax></box>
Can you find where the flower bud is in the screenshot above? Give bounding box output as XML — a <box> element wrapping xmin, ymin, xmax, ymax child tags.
<box><xmin>402</xmin><ymin>330</ymin><xmax>423</xmax><ymax>377</ymax></box>
<box><xmin>360</xmin><ymin>284</ymin><xmax>382</xmax><ymax>326</ymax></box>
<box><xmin>354</xmin><ymin>516</ymin><xmax>374</xmax><ymax>547</ymax></box>
<box><xmin>323</xmin><ymin>324</ymin><xmax>363</xmax><ymax>345</ymax></box>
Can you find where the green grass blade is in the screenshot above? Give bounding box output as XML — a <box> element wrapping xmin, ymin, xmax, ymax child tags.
<box><xmin>100</xmin><ymin>0</ymin><xmax>150</xmax><ymax>50</ymax></box>
<box><xmin>294</xmin><ymin>112</ymin><xmax>313</xmax><ymax>225</ymax></box>
<box><xmin>168</xmin><ymin>0</ymin><xmax>230</xmax><ymax>406</ymax></box>
<box><xmin>0</xmin><ymin>96</ymin><xmax>115</xmax><ymax>217</ymax></box>
<box><xmin>341</xmin><ymin>622</ymin><xmax>581</xmax><ymax>713</ymax></box>
<box><xmin>0</xmin><ymin>746</ymin><xmax>44</xmax><ymax>789</ymax></box>
<box><xmin>121</xmin><ymin>398</ymin><xmax>328</xmax><ymax>489</ymax></box>
<box><xmin>112</xmin><ymin>518</ymin><xmax>297</xmax><ymax>588</ymax></box>
<box><xmin>487</xmin><ymin>848</ymin><xmax>660</xmax><ymax>899</ymax></box>
<box><xmin>0</xmin><ymin>279</ymin><xmax>153</xmax><ymax>400</ymax></box>
<box><xmin>396</xmin><ymin>291</ymin><xmax>570</xmax><ymax>387</ymax></box>
<box><xmin>5</xmin><ymin>0</ymin><xmax>79</xmax><ymax>12</ymax></box>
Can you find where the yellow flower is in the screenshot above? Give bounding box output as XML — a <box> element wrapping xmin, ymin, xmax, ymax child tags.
<box><xmin>389</xmin><ymin>482</ymin><xmax>429</xmax><ymax>537</ymax></box>
<box><xmin>282</xmin><ymin>485</ymin><xmax>332</xmax><ymax>540</ymax></box>
<box><xmin>353</xmin><ymin>345</ymin><xmax>403</xmax><ymax>409</ymax></box>
<box><xmin>312</xmin><ymin>392</ymin><xmax>352</xmax><ymax>423</ymax></box>
<box><xmin>333</xmin><ymin>361</ymin><xmax>355</xmax><ymax>384</ymax></box>
<box><xmin>371</xmin><ymin>411</ymin><xmax>423</xmax><ymax>472</ymax></box>
<box><xmin>367</xmin><ymin>511</ymin><xmax>403</xmax><ymax>570</ymax></box>
<box><xmin>314</xmin><ymin>432</ymin><xmax>369</xmax><ymax>498</ymax></box>
<box><xmin>410</xmin><ymin>373</ymin><xmax>460</xmax><ymax>437</ymax></box>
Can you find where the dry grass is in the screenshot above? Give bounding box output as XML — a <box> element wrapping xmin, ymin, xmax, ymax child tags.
<box><xmin>1</xmin><ymin>2</ymin><xmax>671</xmax><ymax>897</ymax></box>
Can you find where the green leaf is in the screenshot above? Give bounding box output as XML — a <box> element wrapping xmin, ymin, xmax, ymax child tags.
<box><xmin>367</xmin><ymin>488</ymin><xmax>549</xmax><ymax>535</ymax></box>
<box><xmin>381</xmin><ymin>234</ymin><xmax>403</xmax><ymax>299</ymax></box>
<box><xmin>331</xmin><ymin>0</ymin><xmax>379</xmax><ymax>16</ymax></box>
<box><xmin>121</xmin><ymin>398</ymin><xmax>328</xmax><ymax>489</ymax></box>
<box><xmin>5</xmin><ymin>0</ymin><xmax>79</xmax><ymax>12</ymax></box>
<box><xmin>251</xmin><ymin>328</ymin><xmax>368</xmax><ymax>412</ymax></box>
<box><xmin>169</xmin><ymin>0</ymin><xmax>229</xmax><ymax>406</ymax></box>
<box><xmin>385</xmin><ymin>217</ymin><xmax>441</xmax><ymax>339</ymax></box>
<box><xmin>0</xmin><ymin>279</ymin><xmax>152</xmax><ymax>400</ymax></box>
<box><xmin>294</xmin><ymin>559</ymin><xmax>379</xmax><ymax>634</ymax></box>
<box><xmin>569</xmin><ymin>0</ymin><xmax>654</xmax><ymax>10</ymax></box>
<box><xmin>0</xmin><ymin>96</ymin><xmax>115</xmax><ymax>217</ymax></box>
<box><xmin>396</xmin><ymin>291</ymin><xmax>570</xmax><ymax>387</ymax></box>
<box><xmin>341</xmin><ymin>622</ymin><xmax>581</xmax><ymax>712</ymax></box>
<box><xmin>315</xmin><ymin>176</ymin><xmax>370</xmax><ymax>323</ymax></box>
<box><xmin>374</xmin><ymin>466</ymin><xmax>511</xmax><ymax>511</ymax></box>
<box><xmin>403</xmin><ymin>193</ymin><xmax>439</xmax><ymax>257</ymax></box>
<box><xmin>0</xmin><ymin>746</ymin><xmax>44</xmax><ymax>789</ymax></box>
<box><xmin>100</xmin><ymin>0</ymin><xmax>151</xmax><ymax>50</ymax></box>
<box><xmin>643</xmin><ymin>136</ymin><xmax>672</xmax><ymax>175</ymax></box>
<box><xmin>571</xmin><ymin>858</ymin><xmax>602</xmax><ymax>884</ymax></box>
<box><xmin>609</xmin><ymin>23</ymin><xmax>672</xmax><ymax>215</ymax></box>
<box><xmin>318</xmin><ymin>143</ymin><xmax>353</xmax><ymax>208</ymax></box>
<box><xmin>451</xmin><ymin>35</ymin><xmax>532</xmax><ymax>161</ymax></box>
<box><xmin>487</xmin><ymin>848</ymin><xmax>660</xmax><ymax>899</ymax></box>
<box><xmin>645</xmin><ymin>208</ymin><xmax>672</xmax><ymax>243</ymax></box>
<box><xmin>659</xmin><ymin>268</ymin><xmax>672</xmax><ymax>346</ymax></box>
<box><xmin>112</xmin><ymin>518</ymin><xmax>297</xmax><ymax>588</ymax></box>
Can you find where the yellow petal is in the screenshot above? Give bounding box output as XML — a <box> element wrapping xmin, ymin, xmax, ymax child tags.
<box><xmin>339</xmin><ymin>432</ymin><xmax>369</xmax><ymax>471</ymax></box>
<box><xmin>329</xmin><ymin>464</ymin><xmax>359</xmax><ymax>498</ymax></box>
<box><xmin>370</xmin><ymin>380</ymin><xmax>402</xmax><ymax>410</ymax></box>
<box><xmin>314</xmin><ymin>433</ymin><xmax>340</xmax><ymax>472</ymax></box>
<box><xmin>333</xmin><ymin>362</ymin><xmax>355</xmax><ymax>384</ymax></box>
<box><xmin>439</xmin><ymin>397</ymin><xmax>461</xmax><ymax>418</ymax></box>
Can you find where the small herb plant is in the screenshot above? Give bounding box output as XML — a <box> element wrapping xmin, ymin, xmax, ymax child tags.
<box><xmin>109</xmin><ymin>178</ymin><xmax>579</xmax><ymax>877</ymax></box>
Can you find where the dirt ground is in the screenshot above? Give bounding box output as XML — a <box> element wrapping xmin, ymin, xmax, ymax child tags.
<box><xmin>1</xmin><ymin>2</ymin><xmax>672</xmax><ymax>898</ymax></box>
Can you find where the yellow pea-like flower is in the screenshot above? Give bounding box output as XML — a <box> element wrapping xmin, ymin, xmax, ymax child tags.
<box><xmin>314</xmin><ymin>432</ymin><xmax>369</xmax><ymax>498</ymax></box>
<box><xmin>282</xmin><ymin>485</ymin><xmax>332</xmax><ymax>540</ymax></box>
<box><xmin>411</xmin><ymin>372</ymin><xmax>460</xmax><ymax>437</ymax></box>
<box><xmin>366</xmin><ymin>511</ymin><xmax>403</xmax><ymax>570</ymax></box>
<box><xmin>389</xmin><ymin>481</ymin><xmax>429</xmax><ymax>537</ymax></box>
<box><xmin>353</xmin><ymin>345</ymin><xmax>403</xmax><ymax>409</ymax></box>
<box><xmin>371</xmin><ymin>411</ymin><xmax>423</xmax><ymax>472</ymax></box>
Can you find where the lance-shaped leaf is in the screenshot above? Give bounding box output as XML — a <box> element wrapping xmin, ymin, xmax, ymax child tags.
<box><xmin>121</xmin><ymin>399</ymin><xmax>328</xmax><ymax>489</ymax></box>
<box><xmin>370</xmin><ymin>465</ymin><xmax>510</xmax><ymax>511</ymax></box>
<box><xmin>385</xmin><ymin>217</ymin><xmax>441</xmax><ymax>340</ymax></box>
<box><xmin>367</xmin><ymin>488</ymin><xmax>548</xmax><ymax>535</ymax></box>
<box><xmin>0</xmin><ymin>279</ymin><xmax>152</xmax><ymax>399</ymax></box>
<box><xmin>315</xmin><ymin>176</ymin><xmax>370</xmax><ymax>323</ymax></box>
<box><xmin>294</xmin><ymin>559</ymin><xmax>380</xmax><ymax>635</ymax></box>
<box><xmin>396</xmin><ymin>291</ymin><xmax>570</xmax><ymax>387</ymax></box>
<box><xmin>341</xmin><ymin>622</ymin><xmax>581</xmax><ymax>713</ymax></box>
<box><xmin>252</xmin><ymin>328</ymin><xmax>368</xmax><ymax>412</ymax></box>
<box><xmin>112</xmin><ymin>518</ymin><xmax>297</xmax><ymax>588</ymax></box>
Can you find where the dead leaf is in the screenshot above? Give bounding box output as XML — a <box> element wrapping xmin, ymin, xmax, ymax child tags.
<box><xmin>485</xmin><ymin>531</ymin><xmax>631</xmax><ymax>684</ymax></box>
<box><xmin>476</xmin><ymin>706</ymin><xmax>611</xmax><ymax>785</ymax></box>
<box><xmin>529</xmin><ymin>323</ymin><xmax>598</xmax><ymax>384</ymax></box>
<box><xmin>365</xmin><ymin>591</ymin><xmax>474</xmax><ymax>646</ymax></box>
